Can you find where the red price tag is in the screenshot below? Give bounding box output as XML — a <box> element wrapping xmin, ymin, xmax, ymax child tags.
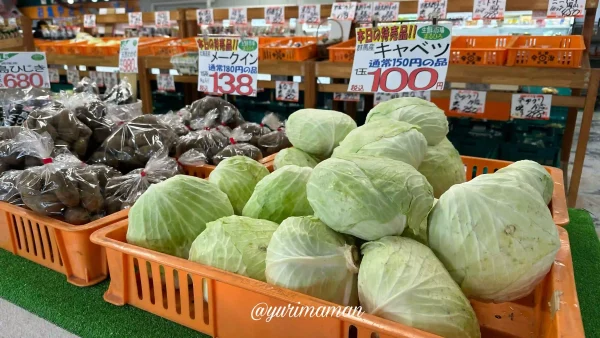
<box><xmin>208</xmin><ymin>72</ymin><xmax>256</xmax><ymax>96</ymax></box>
<box><xmin>2</xmin><ymin>73</ymin><xmax>45</xmax><ymax>88</ymax></box>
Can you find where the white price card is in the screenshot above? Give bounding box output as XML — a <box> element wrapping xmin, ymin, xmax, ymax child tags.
<box><xmin>197</xmin><ymin>9</ymin><xmax>214</xmax><ymax>25</ymax></box>
<box><xmin>83</xmin><ymin>14</ymin><xmax>96</xmax><ymax>28</ymax></box>
<box><xmin>511</xmin><ymin>94</ymin><xmax>552</xmax><ymax>120</ymax></box>
<box><xmin>348</xmin><ymin>23</ymin><xmax>451</xmax><ymax>94</ymax></box>
<box><xmin>334</xmin><ymin>92</ymin><xmax>360</xmax><ymax>101</ymax></box>
<box><xmin>7</xmin><ymin>18</ymin><xmax>16</xmax><ymax>26</ymax></box>
<box><xmin>450</xmin><ymin>89</ymin><xmax>486</xmax><ymax>114</ymax></box>
<box><xmin>116</xmin><ymin>8</ymin><xmax>127</xmax><ymax>14</ymax></box>
<box><xmin>48</xmin><ymin>67</ymin><xmax>59</xmax><ymax>83</ymax></box>
<box><xmin>229</xmin><ymin>8</ymin><xmax>248</xmax><ymax>25</ymax></box>
<box><xmin>0</xmin><ymin>52</ymin><xmax>50</xmax><ymax>88</ymax></box>
<box><xmin>158</xmin><ymin>74</ymin><xmax>176</xmax><ymax>92</ymax></box>
<box><xmin>374</xmin><ymin>91</ymin><xmax>431</xmax><ymax>105</ymax></box>
<box><xmin>547</xmin><ymin>0</ymin><xmax>585</xmax><ymax>18</ymax></box>
<box><xmin>417</xmin><ymin>0</ymin><xmax>448</xmax><ymax>20</ymax></box>
<box><xmin>128</xmin><ymin>12</ymin><xmax>143</xmax><ymax>27</ymax></box>
<box><xmin>95</xmin><ymin>71</ymin><xmax>105</xmax><ymax>87</ymax></box>
<box><xmin>373</xmin><ymin>2</ymin><xmax>400</xmax><ymax>22</ymax></box>
<box><xmin>66</xmin><ymin>66</ymin><xmax>79</xmax><ymax>85</ymax></box>
<box><xmin>355</xmin><ymin>3</ymin><xmax>373</xmax><ymax>23</ymax></box>
<box><xmin>276</xmin><ymin>81</ymin><xmax>299</xmax><ymax>102</ymax></box>
<box><xmin>197</xmin><ymin>37</ymin><xmax>258</xmax><ymax>97</ymax></box>
<box><xmin>88</xmin><ymin>70</ymin><xmax>99</xmax><ymax>86</ymax></box>
<box><xmin>99</xmin><ymin>8</ymin><xmax>108</xmax><ymax>15</ymax></box>
<box><xmin>472</xmin><ymin>0</ymin><xmax>506</xmax><ymax>20</ymax></box>
<box><xmin>331</xmin><ymin>2</ymin><xmax>358</xmax><ymax>21</ymax></box>
<box><xmin>155</xmin><ymin>11</ymin><xmax>171</xmax><ymax>28</ymax></box>
<box><xmin>119</xmin><ymin>38</ymin><xmax>139</xmax><ymax>73</ymax></box>
<box><xmin>298</xmin><ymin>5</ymin><xmax>321</xmax><ymax>24</ymax></box>
<box><xmin>0</xmin><ymin>18</ymin><xmax>5</xmax><ymax>25</ymax></box>
<box><xmin>103</xmin><ymin>72</ymin><xmax>119</xmax><ymax>90</ymax></box>
<box><xmin>265</xmin><ymin>6</ymin><xmax>285</xmax><ymax>24</ymax></box>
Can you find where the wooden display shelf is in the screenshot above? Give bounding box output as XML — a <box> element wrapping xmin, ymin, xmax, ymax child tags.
<box><xmin>46</xmin><ymin>54</ymin><xmax>119</xmax><ymax>67</ymax></box>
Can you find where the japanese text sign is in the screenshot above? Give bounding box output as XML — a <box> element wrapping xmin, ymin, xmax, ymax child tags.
<box><xmin>197</xmin><ymin>9</ymin><xmax>214</xmax><ymax>25</ymax></box>
<box><xmin>298</xmin><ymin>5</ymin><xmax>321</xmax><ymax>24</ymax></box>
<box><xmin>83</xmin><ymin>14</ymin><xmax>96</xmax><ymax>28</ymax></box>
<box><xmin>158</xmin><ymin>74</ymin><xmax>176</xmax><ymax>92</ymax></box>
<box><xmin>0</xmin><ymin>53</ymin><xmax>50</xmax><ymax>89</ymax></box>
<box><xmin>229</xmin><ymin>8</ymin><xmax>248</xmax><ymax>25</ymax></box>
<box><xmin>374</xmin><ymin>91</ymin><xmax>431</xmax><ymax>105</ymax></box>
<box><xmin>265</xmin><ymin>6</ymin><xmax>285</xmax><ymax>24</ymax></box>
<box><xmin>155</xmin><ymin>11</ymin><xmax>171</xmax><ymax>28</ymax></box>
<box><xmin>331</xmin><ymin>2</ymin><xmax>358</xmax><ymax>21</ymax></box>
<box><xmin>450</xmin><ymin>89</ymin><xmax>486</xmax><ymax>114</ymax></box>
<box><xmin>103</xmin><ymin>72</ymin><xmax>118</xmax><ymax>90</ymax></box>
<box><xmin>355</xmin><ymin>3</ymin><xmax>373</xmax><ymax>23</ymax></box>
<box><xmin>197</xmin><ymin>37</ymin><xmax>259</xmax><ymax>97</ymax></box>
<box><xmin>472</xmin><ymin>0</ymin><xmax>506</xmax><ymax>20</ymax></box>
<box><xmin>119</xmin><ymin>38</ymin><xmax>139</xmax><ymax>73</ymax></box>
<box><xmin>348</xmin><ymin>23</ymin><xmax>451</xmax><ymax>94</ymax></box>
<box><xmin>94</xmin><ymin>71</ymin><xmax>105</xmax><ymax>87</ymax></box>
<box><xmin>128</xmin><ymin>12</ymin><xmax>143</xmax><ymax>27</ymax></box>
<box><xmin>276</xmin><ymin>81</ymin><xmax>299</xmax><ymax>102</ymax></box>
<box><xmin>373</xmin><ymin>2</ymin><xmax>400</xmax><ymax>22</ymax></box>
<box><xmin>511</xmin><ymin>94</ymin><xmax>552</xmax><ymax>120</ymax></box>
<box><xmin>334</xmin><ymin>92</ymin><xmax>361</xmax><ymax>101</ymax></box>
<box><xmin>48</xmin><ymin>66</ymin><xmax>59</xmax><ymax>83</ymax></box>
<box><xmin>88</xmin><ymin>70</ymin><xmax>100</xmax><ymax>87</ymax></box>
<box><xmin>66</xmin><ymin>66</ymin><xmax>79</xmax><ymax>84</ymax></box>
<box><xmin>547</xmin><ymin>0</ymin><xmax>585</xmax><ymax>18</ymax></box>
<box><xmin>417</xmin><ymin>0</ymin><xmax>447</xmax><ymax>20</ymax></box>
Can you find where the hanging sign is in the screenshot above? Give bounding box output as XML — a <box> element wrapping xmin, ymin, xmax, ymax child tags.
<box><xmin>66</xmin><ymin>66</ymin><xmax>79</xmax><ymax>84</ymax></box>
<box><xmin>155</xmin><ymin>11</ymin><xmax>171</xmax><ymax>28</ymax></box>
<box><xmin>374</xmin><ymin>91</ymin><xmax>431</xmax><ymax>105</ymax></box>
<box><xmin>158</xmin><ymin>74</ymin><xmax>176</xmax><ymax>92</ymax></box>
<box><xmin>265</xmin><ymin>6</ymin><xmax>285</xmax><ymax>24</ymax></box>
<box><xmin>472</xmin><ymin>0</ymin><xmax>506</xmax><ymax>20</ymax></box>
<box><xmin>197</xmin><ymin>36</ymin><xmax>259</xmax><ymax>96</ymax></box>
<box><xmin>331</xmin><ymin>2</ymin><xmax>358</xmax><ymax>21</ymax></box>
<box><xmin>511</xmin><ymin>94</ymin><xmax>552</xmax><ymax>120</ymax></box>
<box><xmin>298</xmin><ymin>5</ymin><xmax>320</xmax><ymax>24</ymax></box>
<box><xmin>128</xmin><ymin>12</ymin><xmax>143</xmax><ymax>27</ymax></box>
<box><xmin>103</xmin><ymin>72</ymin><xmax>119</xmax><ymax>89</ymax></box>
<box><xmin>417</xmin><ymin>0</ymin><xmax>448</xmax><ymax>20</ymax></box>
<box><xmin>547</xmin><ymin>0</ymin><xmax>585</xmax><ymax>18</ymax></box>
<box><xmin>348</xmin><ymin>23</ymin><xmax>452</xmax><ymax>94</ymax></box>
<box><xmin>276</xmin><ymin>81</ymin><xmax>299</xmax><ymax>102</ymax></box>
<box><xmin>119</xmin><ymin>38</ymin><xmax>139</xmax><ymax>73</ymax></box>
<box><xmin>197</xmin><ymin>9</ymin><xmax>214</xmax><ymax>25</ymax></box>
<box><xmin>334</xmin><ymin>92</ymin><xmax>361</xmax><ymax>101</ymax></box>
<box><xmin>83</xmin><ymin>14</ymin><xmax>96</xmax><ymax>28</ymax></box>
<box><xmin>355</xmin><ymin>3</ymin><xmax>373</xmax><ymax>23</ymax></box>
<box><xmin>87</xmin><ymin>70</ymin><xmax>99</xmax><ymax>87</ymax></box>
<box><xmin>48</xmin><ymin>66</ymin><xmax>59</xmax><ymax>84</ymax></box>
<box><xmin>450</xmin><ymin>89</ymin><xmax>486</xmax><ymax>114</ymax></box>
<box><xmin>229</xmin><ymin>8</ymin><xmax>248</xmax><ymax>25</ymax></box>
<box><xmin>0</xmin><ymin>52</ymin><xmax>50</xmax><ymax>89</ymax></box>
<box><xmin>373</xmin><ymin>2</ymin><xmax>400</xmax><ymax>22</ymax></box>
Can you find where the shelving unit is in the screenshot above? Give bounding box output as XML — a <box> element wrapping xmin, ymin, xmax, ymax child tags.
<box><xmin>0</xmin><ymin>16</ymin><xmax>34</xmax><ymax>52</ymax></box>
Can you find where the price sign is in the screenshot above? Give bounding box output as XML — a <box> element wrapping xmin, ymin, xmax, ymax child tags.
<box><xmin>547</xmin><ymin>0</ymin><xmax>584</xmax><ymax>18</ymax></box>
<box><xmin>48</xmin><ymin>67</ymin><xmax>59</xmax><ymax>83</ymax></box>
<box><xmin>417</xmin><ymin>0</ymin><xmax>448</xmax><ymax>20</ymax></box>
<box><xmin>276</xmin><ymin>81</ymin><xmax>299</xmax><ymax>102</ymax></box>
<box><xmin>334</xmin><ymin>92</ymin><xmax>361</xmax><ymax>101</ymax></box>
<box><xmin>83</xmin><ymin>14</ymin><xmax>96</xmax><ymax>28</ymax></box>
<box><xmin>88</xmin><ymin>70</ymin><xmax>99</xmax><ymax>86</ymax></box>
<box><xmin>374</xmin><ymin>91</ymin><xmax>431</xmax><ymax>105</ymax></box>
<box><xmin>355</xmin><ymin>3</ymin><xmax>373</xmax><ymax>23</ymax></box>
<box><xmin>511</xmin><ymin>94</ymin><xmax>551</xmax><ymax>120</ymax></box>
<box><xmin>265</xmin><ymin>6</ymin><xmax>285</xmax><ymax>24</ymax></box>
<box><xmin>0</xmin><ymin>53</ymin><xmax>50</xmax><ymax>89</ymax></box>
<box><xmin>331</xmin><ymin>2</ymin><xmax>358</xmax><ymax>21</ymax></box>
<box><xmin>128</xmin><ymin>12</ymin><xmax>143</xmax><ymax>27</ymax></box>
<box><xmin>472</xmin><ymin>0</ymin><xmax>506</xmax><ymax>20</ymax></box>
<box><xmin>197</xmin><ymin>36</ymin><xmax>258</xmax><ymax>96</ymax></box>
<box><xmin>348</xmin><ymin>23</ymin><xmax>451</xmax><ymax>94</ymax></box>
<box><xmin>119</xmin><ymin>38</ymin><xmax>139</xmax><ymax>73</ymax></box>
<box><xmin>373</xmin><ymin>2</ymin><xmax>400</xmax><ymax>22</ymax></box>
<box><xmin>155</xmin><ymin>11</ymin><xmax>171</xmax><ymax>28</ymax></box>
<box><xmin>450</xmin><ymin>90</ymin><xmax>486</xmax><ymax>114</ymax></box>
<box><xmin>298</xmin><ymin>5</ymin><xmax>320</xmax><ymax>24</ymax></box>
<box><xmin>229</xmin><ymin>8</ymin><xmax>248</xmax><ymax>25</ymax></box>
<box><xmin>103</xmin><ymin>72</ymin><xmax>119</xmax><ymax>90</ymax></box>
<box><xmin>67</xmin><ymin>66</ymin><xmax>79</xmax><ymax>84</ymax></box>
<box><xmin>197</xmin><ymin>9</ymin><xmax>214</xmax><ymax>25</ymax></box>
<box><xmin>158</xmin><ymin>74</ymin><xmax>176</xmax><ymax>92</ymax></box>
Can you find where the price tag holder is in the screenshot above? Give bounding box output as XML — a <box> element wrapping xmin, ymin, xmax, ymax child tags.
<box><xmin>450</xmin><ymin>89</ymin><xmax>486</xmax><ymax>114</ymax></box>
<box><xmin>83</xmin><ymin>14</ymin><xmax>96</xmax><ymax>28</ymax></box>
<box><xmin>197</xmin><ymin>37</ymin><xmax>259</xmax><ymax>96</ymax></box>
<box><xmin>155</xmin><ymin>11</ymin><xmax>171</xmax><ymax>28</ymax></box>
<box><xmin>472</xmin><ymin>0</ymin><xmax>506</xmax><ymax>20</ymax></box>
<box><xmin>197</xmin><ymin>9</ymin><xmax>214</xmax><ymax>25</ymax></box>
<box><xmin>374</xmin><ymin>91</ymin><xmax>431</xmax><ymax>105</ymax></box>
<box><xmin>265</xmin><ymin>6</ymin><xmax>285</xmax><ymax>24</ymax></box>
<box><xmin>119</xmin><ymin>38</ymin><xmax>139</xmax><ymax>73</ymax></box>
<box><xmin>229</xmin><ymin>8</ymin><xmax>248</xmax><ymax>25</ymax></box>
<box><xmin>331</xmin><ymin>2</ymin><xmax>358</xmax><ymax>21</ymax></box>
<box><xmin>348</xmin><ymin>23</ymin><xmax>451</xmax><ymax>94</ymax></box>
<box><xmin>417</xmin><ymin>0</ymin><xmax>448</xmax><ymax>20</ymax></box>
<box><xmin>66</xmin><ymin>66</ymin><xmax>79</xmax><ymax>84</ymax></box>
<box><xmin>334</xmin><ymin>92</ymin><xmax>361</xmax><ymax>101</ymax></box>
<box><xmin>511</xmin><ymin>94</ymin><xmax>552</xmax><ymax>120</ymax></box>
<box><xmin>0</xmin><ymin>52</ymin><xmax>51</xmax><ymax>89</ymax></box>
<box><xmin>373</xmin><ymin>2</ymin><xmax>400</xmax><ymax>22</ymax></box>
<box><xmin>298</xmin><ymin>5</ymin><xmax>321</xmax><ymax>24</ymax></box>
<box><xmin>158</xmin><ymin>73</ymin><xmax>176</xmax><ymax>92</ymax></box>
<box><xmin>355</xmin><ymin>3</ymin><xmax>373</xmax><ymax>23</ymax></box>
<box><xmin>547</xmin><ymin>0</ymin><xmax>585</xmax><ymax>18</ymax></box>
<box><xmin>276</xmin><ymin>81</ymin><xmax>299</xmax><ymax>102</ymax></box>
<box><xmin>128</xmin><ymin>12</ymin><xmax>143</xmax><ymax>27</ymax></box>
<box><xmin>48</xmin><ymin>67</ymin><xmax>59</xmax><ymax>83</ymax></box>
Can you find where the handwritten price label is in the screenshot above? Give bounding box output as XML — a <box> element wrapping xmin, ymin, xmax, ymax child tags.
<box><xmin>197</xmin><ymin>9</ymin><xmax>214</xmax><ymax>25</ymax></box>
<box><xmin>547</xmin><ymin>0</ymin><xmax>585</xmax><ymax>18</ymax></box>
<box><xmin>374</xmin><ymin>91</ymin><xmax>431</xmax><ymax>105</ymax></box>
<box><xmin>158</xmin><ymin>74</ymin><xmax>176</xmax><ymax>92</ymax></box>
<box><xmin>103</xmin><ymin>72</ymin><xmax>119</xmax><ymax>90</ymax></box>
<box><xmin>276</xmin><ymin>81</ymin><xmax>299</xmax><ymax>102</ymax></box>
<box><xmin>119</xmin><ymin>38</ymin><xmax>139</xmax><ymax>73</ymax></box>
<box><xmin>450</xmin><ymin>90</ymin><xmax>486</xmax><ymax>114</ymax></box>
<box><xmin>472</xmin><ymin>0</ymin><xmax>506</xmax><ymax>20</ymax></box>
<box><xmin>128</xmin><ymin>12</ymin><xmax>143</xmax><ymax>27</ymax></box>
<box><xmin>87</xmin><ymin>70</ymin><xmax>100</xmax><ymax>87</ymax></box>
<box><xmin>511</xmin><ymin>94</ymin><xmax>552</xmax><ymax>120</ymax></box>
<box><xmin>155</xmin><ymin>11</ymin><xmax>171</xmax><ymax>28</ymax></box>
<box><xmin>334</xmin><ymin>92</ymin><xmax>361</xmax><ymax>101</ymax></box>
<box><xmin>373</xmin><ymin>2</ymin><xmax>400</xmax><ymax>22</ymax></box>
<box><xmin>48</xmin><ymin>67</ymin><xmax>59</xmax><ymax>83</ymax></box>
<box><xmin>265</xmin><ymin>6</ymin><xmax>285</xmax><ymax>24</ymax></box>
<box><xmin>298</xmin><ymin>5</ymin><xmax>320</xmax><ymax>24</ymax></box>
<box><xmin>83</xmin><ymin>14</ymin><xmax>96</xmax><ymax>28</ymax></box>
<box><xmin>229</xmin><ymin>8</ymin><xmax>248</xmax><ymax>25</ymax></box>
<box><xmin>66</xmin><ymin>66</ymin><xmax>79</xmax><ymax>84</ymax></box>
<box><xmin>331</xmin><ymin>2</ymin><xmax>358</xmax><ymax>21</ymax></box>
<box><xmin>355</xmin><ymin>3</ymin><xmax>373</xmax><ymax>23</ymax></box>
<box><xmin>417</xmin><ymin>0</ymin><xmax>448</xmax><ymax>20</ymax></box>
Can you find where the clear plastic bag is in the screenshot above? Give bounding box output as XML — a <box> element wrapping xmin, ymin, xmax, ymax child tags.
<box><xmin>234</xmin><ymin>121</ymin><xmax>270</xmax><ymax>147</ymax></box>
<box><xmin>102</xmin><ymin>77</ymin><xmax>136</xmax><ymax>105</ymax></box>
<box><xmin>104</xmin><ymin>149</ymin><xmax>181</xmax><ymax>214</ymax></box>
<box><xmin>157</xmin><ymin>110</ymin><xmax>191</xmax><ymax>136</ymax></box>
<box><xmin>0</xmin><ymin>170</ymin><xmax>24</xmax><ymax>206</ymax></box>
<box><xmin>176</xmin><ymin>116</ymin><xmax>229</xmax><ymax>162</ymax></box>
<box><xmin>187</xmin><ymin>97</ymin><xmax>244</xmax><ymax>128</ymax></box>
<box><xmin>212</xmin><ymin>128</ymin><xmax>263</xmax><ymax>165</ymax></box>
<box><xmin>0</xmin><ymin>127</ymin><xmax>42</xmax><ymax>173</ymax></box>
<box><xmin>1</xmin><ymin>87</ymin><xmax>53</xmax><ymax>127</ymax></box>
<box><xmin>177</xmin><ymin>148</ymin><xmax>208</xmax><ymax>167</ymax></box>
<box><xmin>258</xmin><ymin>113</ymin><xmax>291</xmax><ymax>156</ymax></box>
<box><xmin>73</xmin><ymin>76</ymin><xmax>100</xmax><ymax>95</ymax></box>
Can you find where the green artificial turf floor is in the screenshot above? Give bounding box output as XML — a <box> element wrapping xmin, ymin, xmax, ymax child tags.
<box><xmin>0</xmin><ymin>209</ymin><xmax>598</xmax><ymax>338</ymax></box>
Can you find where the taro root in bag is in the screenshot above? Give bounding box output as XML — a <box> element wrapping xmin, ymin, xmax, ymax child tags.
<box><xmin>187</xmin><ymin>97</ymin><xmax>244</xmax><ymax>128</ymax></box>
<box><xmin>212</xmin><ymin>128</ymin><xmax>262</xmax><ymax>165</ymax></box>
<box><xmin>0</xmin><ymin>170</ymin><xmax>24</xmax><ymax>206</ymax></box>
<box><xmin>102</xmin><ymin>77</ymin><xmax>136</xmax><ymax>105</ymax></box>
<box><xmin>157</xmin><ymin>110</ymin><xmax>191</xmax><ymax>136</ymax></box>
<box><xmin>88</xmin><ymin>114</ymin><xmax>178</xmax><ymax>173</ymax></box>
<box><xmin>177</xmin><ymin>148</ymin><xmax>209</xmax><ymax>167</ymax></box>
<box><xmin>104</xmin><ymin>149</ymin><xmax>181</xmax><ymax>214</ymax></box>
<box><xmin>15</xmin><ymin>131</ymin><xmax>106</xmax><ymax>225</ymax></box>
<box><xmin>234</xmin><ymin>120</ymin><xmax>270</xmax><ymax>147</ymax></box>
<box><xmin>175</xmin><ymin>117</ymin><xmax>229</xmax><ymax>161</ymax></box>
<box><xmin>258</xmin><ymin>113</ymin><xmax>292</xmax><ymax>156</ymax></box>
<box><xmin>1</xmin><ymin>87</ymin><xmax>53</xmax><ymax>127</ymax></box>
<box><xmin>73</xmin><ymin>77</ymin><xmax>100</xmax><ymax>95</ymax></box>
<box><xmin>0</xmin><ymin>127</ymin><xmax>43</xmax><ymax>173</ymax></box>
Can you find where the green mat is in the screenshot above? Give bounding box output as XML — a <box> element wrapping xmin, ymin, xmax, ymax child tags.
<box><xmin>0</xmin><ymin>209</ymin><xmax>598</xmax><ymax>338</ymax></box>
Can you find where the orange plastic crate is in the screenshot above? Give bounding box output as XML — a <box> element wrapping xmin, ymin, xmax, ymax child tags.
<box><xmin>328</xmin><ymin>38</ymin><xmax>356</xmax><ymax>62</ymax></box>
<box><xmin>57</xmin><ymin>41</ymin><xmax>88</xmax><ymax>55</ymax></box>
<box><xmin>260</xmin><ymin>37</ymin><xmax>317</xmax><ymax>61</ymax></box>
<box><xmin>77</xmin><ymin>38</ymin><xmax>124</xmax><ymax>56</ymax></box>
<box><xmin>450</xmin><ymin>36</ymin><xmax>517</xmax><ymax>66</ymax></box>
<box><xmin>506</xmin><ymin>35</ymin><xmax>585</xmax><ymax>68</ymax></box>
<box><xmin>36</xmin><ymin>41</ymin><xmax>64</xmax><ymax>54</ymax></box>
<box><xmin>0</xmin><ymin>204</ymin><xmax>128</xmax><ymax>287</ymax></box>
<box><xmin>148</xmin><ymin>38</ymin><xmax>197</xmax><ymax>56</ymax></box>
<box><xmin>180</xmin><ymin>153</ymin><xmax>276</xmax><ymax>179</ymax></box>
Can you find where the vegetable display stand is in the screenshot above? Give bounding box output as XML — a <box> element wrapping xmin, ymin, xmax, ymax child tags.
<box><xmin>91</xmin><ymin>219</ymin><xmax>582</xmax><ymax>338</ymax></box>
<box><xmin>506</xmin><ymin>36</ymin><xmax>585</xmax><ymax>68</ymax></box>
<box><xmin>259</xmin><ymin>37</ymin><xmax>317</xmax><ymax>61</ymax></box>
<box><xmin>450</xmin><ymin>36</ymin><xmax>516</xmax><ymax>66</ymax></box>
<box><xmin>0</xmin><ymin>204</ymin><xmax>128</xmax><ymax>287</ymax></box>
<box><xmin>181</xmin><ymin>156</ymin><xmax>276</xmax><ymax>179</ymax></box>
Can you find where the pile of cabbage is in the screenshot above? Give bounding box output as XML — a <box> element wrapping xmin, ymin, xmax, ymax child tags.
<box><xmin>126</xmin><ymin>99</ymin><xmax>560</xmax><ymax>338</ymax></box>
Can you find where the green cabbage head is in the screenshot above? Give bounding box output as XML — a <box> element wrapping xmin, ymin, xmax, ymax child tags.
<box><xmin>495</xmin><ymin>160</ymin><xmax>553</xmax><ymax>204</ymax></box>
<box><xmin>188</xmin><ymin>215</ymin><xmax>279</xmax><ymax>281</ymax></box>
<box><xmin>418</xmin><ymin>137</ymin><xmax>466</xmax><ymax>198</ymax></box>
<box><xmin>332</xmin><ymin>119</ymin><xmax>427</xmax><ymax>168</ymax></box>
<box><xmin>242</xmin><ymin>165</ymin><xmax>313</xmax><ymax>223</ymax></box>
<box><xmin>359</xmin><ymin>236</ymin><xmax>480</xmax><ymax>338</ymax></box>
<box><xmin>208</xmin><ymin>156</ymin><xmax>270</xmax><ymax>214</ymax></box>
<box><xmin>428</xmin><ymin>174</ymin><xmax>560</xmax><ymax>302</ymax></box>
<box><xmin>307</xmin><ymin>154</ymin><xmax>434</xmax><ymax>241</ymax></box>
<box><xmin>266</xmin><ymin>216</ymin><xmax>359</xmax><ymax>305</ymax></box>
<box><xmin>366</xmin><ymin>97</ymin><xmax>448</xmax><ymax>146</ymax></box>
<box><xmin>274</xmin><ymin>147</ymin><xmax>319</xmax><ymax>170</ymax></box>
<box><xmin>286</xmin><ymin>109</ymin><xmax>357</xmax><ymax>157</ymax></box>
<box><xmin>127</xmin><ymin>175</ymin><xmax>234</xmax><ymax>258</ymax></box>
